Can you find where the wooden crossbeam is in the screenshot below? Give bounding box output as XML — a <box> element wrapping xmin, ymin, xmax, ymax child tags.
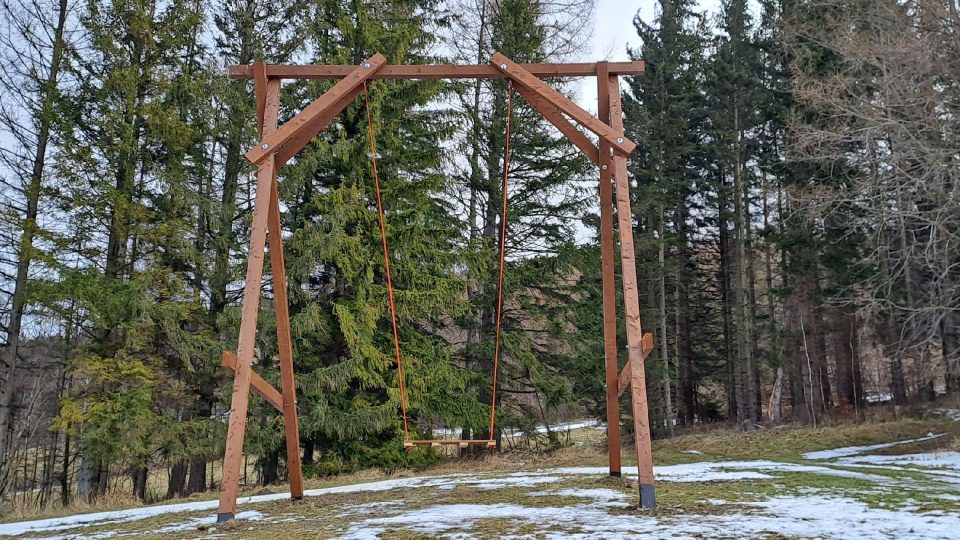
<box><xmin>404</xmin><ymin>440</ymin><xmax>497</xmax><ymax>449</ymax></box>
<box><xmin>490</xmin><ymin>52</ymin><xmax>636</xmax><ymax>156</ymax></box>
<box><xmin>245</xmin><ymin>54</ymin><xmax>387</xmax><ymax>165</ymax></box>
<box><xmin>617</xmin><ymin>333</ymin><xmax>655</xmax><ymax>397</ymax></box>
<box><xmin>221</xmin><ymin>351</ymin><xmax>284</xmax><ymax>412</ymax></box>
<box><xmin>514</xmin><ymin>84</ymin><xmax>599</xmax><ymax>165</ymax></box>
<box><xmin>229</xmin><ymin>61</ymin><xmax>645</xmax><ymax>80</ymax></box>
<box><xmin>276</xmin><ymin>85</ymin><xmax>363</xmax><ymax>168</ymax></box>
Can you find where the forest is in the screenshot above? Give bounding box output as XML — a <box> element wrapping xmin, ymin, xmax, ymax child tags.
<box><xmin>0</xmin><ymin>0</ymin><xmax>958</xmax><ymax>514</ymax></box>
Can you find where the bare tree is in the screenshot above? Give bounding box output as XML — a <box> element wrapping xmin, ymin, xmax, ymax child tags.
<box><xmin>788</xmin><ymin>0</ymin><xmax>960</xmax><ymax>396</ymax></box>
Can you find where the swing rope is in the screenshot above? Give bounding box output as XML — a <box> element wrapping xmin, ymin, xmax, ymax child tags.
<box><xmin>488</xmin><ymin>80</ymin><xmax>513</xmax><ymax>440</ymax></box>
<box><xmin>363</xmin><ymin>79</ymin><xmax>514</xmax><ymax>445</ymax></box>
<box><xmin>363</xmin><ymin>82</ymin><xmax>410</xmax><ymax>440</ymax></box>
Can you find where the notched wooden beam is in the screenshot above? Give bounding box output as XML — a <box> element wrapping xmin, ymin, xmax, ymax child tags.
<box><xmin>228</xmin><ymin>61</ymin><xmax>645</xmax><ymax>80</ymax></box>
<box><xmin>245</xmin><ymin>53</ymin><xmax>387</xmax><ymax>166</ymax></box>
<box><xmin>221</xmin><ymin>351</ymin><xmax>284</xmax><ymax>412</ymax></box>
<box><xmin>490</xmin><ymin>52</ymin><xmax>637</xmax><ymax>156</ymax></box>
<box><xmin>617</xmin><ymin>333</ymin><xmax>654</xmax><ymax>397</ymax></box>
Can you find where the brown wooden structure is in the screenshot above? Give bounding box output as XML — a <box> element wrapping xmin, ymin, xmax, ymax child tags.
<box><xmin>217</xmin><ymin>53</ymin><xmax>656</xmax><ymax>522</ymax></box>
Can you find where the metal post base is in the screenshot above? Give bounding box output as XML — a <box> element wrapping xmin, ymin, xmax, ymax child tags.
<box><xmin>216</xmin><ymin>512</ymin><xmax>234</xmax><ymax>523</ymax></box>
<box><xmin>609</xmin><ymin>471</ymin><xmax>622</xmax><ymax>477</ymax></box>
<box><xmin>639</xmin><ymin>484</ymin><xmax>656</xmax><ymax>509</ymax></box>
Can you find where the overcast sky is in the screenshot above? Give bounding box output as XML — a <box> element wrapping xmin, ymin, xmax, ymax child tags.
<box><xmin>578</xmin><ymin>0</ymin><xmax>721</xmax><ymax>111</ymax></box>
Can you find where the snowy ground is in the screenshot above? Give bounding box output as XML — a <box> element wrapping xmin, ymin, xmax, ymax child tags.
<box><xmin>2</xmin><ymin>428</ymin><xmax>959</xmax><ymax>539</ymax></box>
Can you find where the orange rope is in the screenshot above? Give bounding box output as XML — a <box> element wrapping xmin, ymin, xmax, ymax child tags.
<box><xmin>363</xmin><ymin>82</ymin><xmax>410</xmax><ymax>440</ymax></box>
<box><xmin>488</xmin><ymin>81</ymin><xmax>513</xmax><ymax>441</ymax></box>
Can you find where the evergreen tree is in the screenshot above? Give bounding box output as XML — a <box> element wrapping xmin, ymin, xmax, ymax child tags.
<box><xmin>50</xmin><ymin>0</ymin><xmax>211</xmax><ymax>502</ymax></box>
<box><xmin>624</xmin><ymin>0</ymin><xmax>710</xmax><ymax>432</ymax></box>
<box><xmin>262</xmin><ymin>0</ymin><xmax>469</xmax><ymax>472</ymax></box>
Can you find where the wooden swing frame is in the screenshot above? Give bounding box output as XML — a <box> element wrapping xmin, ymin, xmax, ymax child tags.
<box><xmin>217</xmin><ymin>53</ymin><xmax>656</xmax><ymax>522</ymax></box>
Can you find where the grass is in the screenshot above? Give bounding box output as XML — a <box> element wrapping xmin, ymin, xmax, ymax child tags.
<box><xmin>4</xmin><ymin>413</ymin><xmax>960</xmax><ymax>538</ymax></box>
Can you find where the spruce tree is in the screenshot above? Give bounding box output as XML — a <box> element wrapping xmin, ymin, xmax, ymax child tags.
<box><xmin>624</xmin><ymin>0</ymin><xmax>710</xmax><ymax>431</ymax></box>
<box><xmin>49</xmin><ymin>0</ymin><xmax>212</xmax><ymax>501</ymax></box>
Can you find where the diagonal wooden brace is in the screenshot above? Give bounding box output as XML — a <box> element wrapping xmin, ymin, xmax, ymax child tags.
<box><xmin>490</xmin><ymin>52</ymin><xmax>636</xmax><ymax>156</ymax></box>
<box><xmin>275</xmin><ymin>86</ymin><xmax>363</xmax><ymax>168</ymax></box>
<box><xmin>245</xmin><ymin>53</ymin><xmax>387</xmax><ymax>165</ymax></box>
<box><xmin>514</xmin><ymin>84</ymin><xmax>599</xmax><ymax>165</ymax></box>
<box><xmin>617</xmin><ymin>333</ymin><xmax>654</xmax><ymax>397</ymax></box>
<box><xmin>221</xmin><ymin>351</ymin><xmax>284</xmax><ymax>413</ymax></box>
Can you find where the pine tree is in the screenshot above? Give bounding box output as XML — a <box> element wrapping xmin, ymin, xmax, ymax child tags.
<box><xmin>0</xmin><ymin>0</ymin><xmax>71</xmax><ymax>480</ymax></box>
<box><xmin>447</xmin><ymin>0</ymin><xmax>595</xmax><ymax>442</ymax></box>
<box><xmin>49</xmin><ymin>0</ymin><xmax>211</xmax><ymax>502</ymax></box>
<box><xmin>704</xmin><ymin>0</ymin><xmax>767</xmax><ymax>424</ymax></box>
<box><xmin>253</xmin><ymin>0</ymin><xmax>470</xmax><ymax>472</ymax></box>
<box><xmin>624</xmin><ymin>0</ymin><xmax>710</xmax><ymax>432</ymax></box>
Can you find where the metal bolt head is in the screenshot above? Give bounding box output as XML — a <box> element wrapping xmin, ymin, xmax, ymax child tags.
<box><xmin>616</xmin><ymin>137</ymin><xmax>624</xmax><ymax>144</ymax></box>
<box><xmin>261</xmin><ymin>143</ymin><xmax>269</xmax><ymax>150</ymax></box>
<box><xmin>500</xmin><ymin>63</ymin><xmax>507</xmax><ymax>69</ymax></box>
<box><xmin>601</xmin><ymin>164</ymin><xmax>608</xmax><ymax>170</ymax></box>
<box><xmin>363</xmin><ymin>63</ymin><xmax>371</xmax><ymax>68</ymax></box>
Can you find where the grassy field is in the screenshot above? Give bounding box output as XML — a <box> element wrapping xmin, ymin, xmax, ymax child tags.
<box><xmin>2</xmin><ymin>410</ymin><xmax>960</xmax><ymax>538</ymax></box>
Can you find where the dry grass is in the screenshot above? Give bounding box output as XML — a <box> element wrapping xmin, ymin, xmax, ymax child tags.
<box><xmin>3</xmin><ymin>412</ymin><xmax>958</xmax><ymax>526</ymax></box>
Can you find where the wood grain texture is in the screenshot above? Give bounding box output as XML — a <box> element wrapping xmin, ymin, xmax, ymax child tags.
<box><xmin>220</xmin><ymin>351</ymin><xmax>283</xmax><ymax>412</ymax></box>
<box><xmin>245</xmin><ymin>54</ymin><xmax>386</xmax><ymax>165</ymax></box>
<box><xmin>596</xmin><ymin>61</ymin><xmax>622</xmax><ymax>477</ymax></box>
<box><xmin>229</xmin><ymin>61</ymin><xmax>645</xmax><ymax>80</ymax></box>
<box><xmin>491</xmin><ymin>52</ymin><xmax>636</xmax><ymax>155</ymax></box>
<box><xmin>607</xmin><ymin>74</ymin><xmax>656</xmax><ymax>490</ymax></box>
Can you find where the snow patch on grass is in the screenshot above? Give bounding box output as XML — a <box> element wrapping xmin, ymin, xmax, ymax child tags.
<box><xmin>337</xmin><ymin>494</ymin><xmax>960</xmax><ymax>539</ymax></box>
<box><xmin>839</xmin><ymin>451</ymin><xmax>960</xmax><ymax>472</ymax></box>
<box><xmin>802</xmin><ymin>433</ymin><xmax>945</xmax><ymax>460</ymax></box>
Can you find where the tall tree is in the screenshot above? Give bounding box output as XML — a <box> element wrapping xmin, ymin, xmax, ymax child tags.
<box><xmin>625</xmin><ymin>0</ymin><xmax>710</xmax><ymax>432</ymax></box>
<box><xmin>0</xmin><ymin>0</ymin><xmax>72</xmax><ymax>478</ymax></box>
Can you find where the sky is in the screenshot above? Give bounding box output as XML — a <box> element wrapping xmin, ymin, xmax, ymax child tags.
<box><xmin>578</xmin><ymin>0</ymin><xmax>721</xmax><ymax>112</ymax></box>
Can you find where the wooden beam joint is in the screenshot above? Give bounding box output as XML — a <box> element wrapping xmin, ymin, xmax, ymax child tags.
<box><xmin>617</xmin><ymin>333</ymin><xmax>654</xmax><ymax>397</ymax></box>
<box><xmin>221</xmin><ymin>351</ymin><xmax>284</xmax><ymax>412</ymax></box>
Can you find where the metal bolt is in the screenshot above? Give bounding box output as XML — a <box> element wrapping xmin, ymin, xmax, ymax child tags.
<box><xmin>261</xmin><ymin>143</ymin><xmax>269</xmax><ymax>150</ymax></box>
<box><xmin>363</xmin><ymin>63</ymin><xmax>371</xmax><ymax>68</ymax></box>
<box><xmin>616</xmin><ymin>137</ymin><xmax>624</xmax><ymax>144</ymax></box>
<box><xmin>500</xmin><ymin>63</ymin><xmax>507</xmax><ymax>69</ymax></box>
<box><xmin>601</xmin><ymin>164</ymin><xmax>608</xmax><ymax>170</ymax></box>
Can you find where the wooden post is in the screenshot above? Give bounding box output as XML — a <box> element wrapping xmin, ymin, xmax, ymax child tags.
<box><xmin>597</xmin><ymin>62</ymin><xmax>621</xmax><ymax>477</ymax></box>
<box><xmin>217</xmin><ymin>156</ymin><xmax>277</xmax><ymax>521</ymax></box>
<box><xmin>607</xmin><ymin>74</ymin><xmax>656</xmax><ymax>509</ymax></box>
<box><xmin>257</xmin><ymin>74</ymin><xmax>305</xmax><ymax>501</ymax></box>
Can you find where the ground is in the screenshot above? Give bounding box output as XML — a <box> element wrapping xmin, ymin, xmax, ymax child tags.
<box><xmin>2</xmin><ymin>411</ymin><xmax>960</xmax><ymax>539</ymax></box>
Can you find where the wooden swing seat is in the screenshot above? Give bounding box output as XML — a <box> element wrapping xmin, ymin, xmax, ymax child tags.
<box><xmin>404</xmin><ymin>439</ymin><xmax>497</xmax><ymax>449</ymax></box>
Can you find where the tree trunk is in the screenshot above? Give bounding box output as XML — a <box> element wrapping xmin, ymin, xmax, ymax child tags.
<box><xmin>0</xmin><ymin>0</ymin><xmax>69</xmax><ymax>469</ymax></box>
<box><xmin>132</xmin><ymin>466</ymin><xmax>148</xmax><ymax>501</ymax></box>
<box><xmin>76</xmin><ymin>455</ymin><xmax>99</xmax><ymax>504</ymax></box>
<box><xmin>167</xmin><ymin>461</ymin><xmax>188</xmax><ymax>499</ymax></box>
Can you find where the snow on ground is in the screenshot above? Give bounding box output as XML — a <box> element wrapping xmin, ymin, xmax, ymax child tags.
<box><xmin>434</xmin><ymin>419</ymin><xmax>604</xmax><ymax>438</ymax></box>
<box><xmin>338</xmin><ymin>494</ymin><xmax>960</xmax><ymax>539</ymax></box>
<box><xmin>934</xmin><ymin>409</ymin><xmax>960</xmax><ymax>422</ymax></box>
<box><xmin>802</xmin><ymin>433</ymin><xmax>945</xmax><ymax>460</ymax></box>
<box><xmin>839</xmin><ymin>451</ymin><xmax>960</xmax><ymax>472</ymax></box>
<box><xmin>4</xmin><ymin>431</ymin><xmax>960</xmax><ymax>539</ymax></box>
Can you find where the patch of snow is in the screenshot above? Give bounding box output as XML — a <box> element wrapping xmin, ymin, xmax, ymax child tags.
<box><xmin>549</xmin><ymin>461</ymin><xmax>889</xmax><ymax>483</ymax></box>
<box><xmin>839</xmin><ymin>451</ymin><xmax>960</xmax><ymax>471</ymax></box>
<box><xmin>526</xmin><ymin>488</ymin><xmax>631</xmax><ymax>506</ymax></box>
<box><xmin>156</xmin><ymin>510</ymin><xmax>263</xmax><ymax>533</ymax></box>
<box><xmin>337</xmin><ymin>494</ymin><xmax>960</xmax><ymax>539</ymax></box>
<box><xmin>680</xmin><ymin>449</ymin><xmax>703</xmax><ymax>455</ymax></box>
<box><xmin>933</xmin><ymin>409</ymin><xmax>960</xmax><ymax>422</ymax></box>
<box><xmin>802</xmin><ymin>433</ymin><xmax>945</xmax><ymax>460</ymax></box>
<box><xmin>865</xmin><ymin>392</ymin><xmax>893</xmax><ymax>403</ymax></box>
